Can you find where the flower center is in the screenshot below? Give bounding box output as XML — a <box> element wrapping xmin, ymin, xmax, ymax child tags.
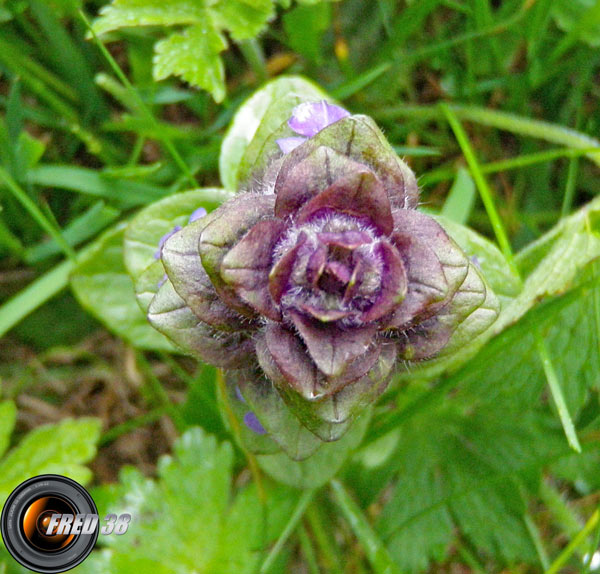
<box><xmin>272</xmin><ymin>215</ymin><xmax>384</xmax><ymax>324</ymax></box>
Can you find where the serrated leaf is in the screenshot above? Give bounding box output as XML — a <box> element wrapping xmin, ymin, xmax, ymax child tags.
<box><xmin>211</xmin><ymin>0</ymin><xmax>275</xmax><ymax>40</ymax></box>
<box><xmin>153</xmin><ymin>23</ymin><xmax>227</xmax><ymax>102</ymax></box>
<box><xmin>0</xmin><ymin>417</ymin><xmax>101</xmax><ymax>510</ymax></box>
<box><xmin>368</xmin><ymin>267</ymin><xmax>600</xmax><ymax>571</ymax></box>
<box><xmin>376</xmin><ymin>401</ymin><xmax>564</xmax><ymax>572</ymax></box>
<box><xmin>71</xmin><ymin>224</ymin><xmax>175</xmax><ymax>351</ymax></box>
<box><xmin>219</xmin><ymin>76</ymin><xmax>327</xmax><ymax>190</ymax></box>
<box><xmin>457</xmin><ymin>268</ymin><xmax>600</xmax><ymax>415</ymax></box>
<box><xmin>93</xmin><ymin>0</ymin><xmax>278</xmax><ymax>101</ymax></box>
<box><xmin>76</xmin><ymin>428</ymin><xmax>299</xmax><ymax>574</ymax></box>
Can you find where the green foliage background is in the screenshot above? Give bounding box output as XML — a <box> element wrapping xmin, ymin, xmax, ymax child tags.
<box><xmin>1</xmin><ymin>0</ymin><xmax>600</xmax><ymax>573</ymax></box>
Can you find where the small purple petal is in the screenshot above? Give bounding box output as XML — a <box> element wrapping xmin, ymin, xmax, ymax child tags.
<box><xmin>235</xmin><ymin>385</ymin><xmax>246</xmax><ymax>404</ymax></box>
<box><xmin>188</xmin><ymin>207</ymin><xmax>207</xmax><ymax>223</ymax></box>
<box><xmin>243</xmin><ymin>411</ymin><xmax>267</xmax><ymax>435</ymax></box>
<box><xmin>157</xmin><ymin>274</ymin><xmax>168</xmax><ymax>289</ymax></box>
<box><xmin>288</xmin><ymin>100</ymin><xmax>350</xmax><ymax>137</ymax></box>
<box><xmin>276</xmin><ymin>136</ymin><xmax>307</xmax><ymax>154</ymax></box>
<box><xmin>154</xmin><ymin>225</ymin><xmax>182</xmax><ymax>259</ymax></box>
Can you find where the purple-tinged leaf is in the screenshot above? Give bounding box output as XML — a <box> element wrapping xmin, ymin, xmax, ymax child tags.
<box><xmin>147</xmin><ymin>277</ymin><xmax>254</xmax><ymax>369</ymax></box>
<box><xmin>199</xmin><ymin>193</ymin><xmax>276</xmax><ymax>316</ymax></box>
<box><xmin>220</xmin><ymin>218</ymin><xmax>285</xmax><ymax>321</ymax></box>
<box><xmin>360</xmin><ymin>240</ymin><xmax>407</xmax><ymax>323</ymax></box>
<box><xmin>296</xmin><ymin>170</ymin><xmax>394</xmax><ymax>235</ymax></box>
<box><xmin>290</xmin><ymin>310</ymin><xmax>377</xmax><ymax>376</ymax></box>
<box><xmin>161</xmin><ymin>219</ymin><xmax>247</xmax><ymax>331</ymax></box>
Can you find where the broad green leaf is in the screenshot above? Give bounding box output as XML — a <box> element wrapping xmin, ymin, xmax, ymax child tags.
<box><xmin>375</xmin><ymin>397</ymin><xmax>565</xmax><ymax>572</ymax></box>
<box><xmin>71</xmin><ymin>224</ymin><xmax>174</xmax><ymax>351</ymax></box>
<box><xmin>498</xmin><ymin>196</ymin><xmax>600</xmax><ymax>333</ymax></box>
<box><xmin>124</xmin><ymin>188</ymin><xmax>231</xmax><ymax>281</ymax></box>
<box><xmin>257</xmin><ymin>410</ymin><xmax>371</xmax><ymax>489</ymax></box>
<box><xmin>440</xmin><ymin>167</ymin><xmax>476</xmax><ymax>226</ymax></box>
<box><xmin>456</xmin><ymin>269</ymin><xmax>600</xmax><ymax>415</ymax></box>
<box><xmin>75</xmin><ymin>428</ymin><xmax>299</xmax><ymax>574</ymax></box>
<box><xmin>364</xmin><ymin>271</ymin><xmax>599</xmax><ymax>571</ymax></box>
<box><xmin>93</xmin><ymin>0</ymin><xmax>277</xmax><ymax>101</ymax></box>
<box><xmin>283</xmin><ymin>3</ymin><xmax>332</xmax><ymax>64</ymax></box>
<box><xmin>219</xmin><ymin>76</ymin><xmax>327</xmax><ymax>190</ymax></box>
<box><xmin>0</xmin><ymin>417</ymin><xmax>101</xmax><ymax>510</ymax></box>
<box><xmin>552</xmin><ymin>0</ymin><xmax>600</xmax><ymax>47</ymax></box>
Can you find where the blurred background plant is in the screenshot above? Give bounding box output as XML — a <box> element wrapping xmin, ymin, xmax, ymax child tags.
<box><xmin>1</xmin><ymin>0</ymin><xmax>600</xmax><ymax>572</ymax></box>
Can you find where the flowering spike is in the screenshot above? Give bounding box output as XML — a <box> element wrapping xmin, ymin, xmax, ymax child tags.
<box><xmin>146</xmin><ymin>98</ymin><xmax>499</xmax><ymax>459</ymax></box>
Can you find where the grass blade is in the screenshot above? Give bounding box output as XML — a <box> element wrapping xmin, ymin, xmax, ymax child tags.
<box><xmin>260</xmin><ymin>489</ymin><xmax>316</xmax><ymax>574</ymax></box>
<box><xmin>534</xmin><ymin>331</ymin><xmax>581</xmax><ymax>452</ymax></box>
<box><xmin>0</xmin><ymin>259</ymin><xmax>74</xmax><ymax>338</ymax></box>
<box><xmin>0</xmin><ymin>166</ymin><xmax>76</xmax><ymax>261</ymax></box>
<box><xmin>546</xmin><ymin>510</ymin><xmax>599</xmax><ymax>574</ymax></box>
<box><xmin>440</xmin><ymin>103</ymin><xmax>517</xmax><ymax>274</ymax></box>
<box><xmin>374</xmin><ymin>104</ymin><xmax>600</xmax><ymax>167</ymax></box>
<box><xmin>330</xmin><ymin>479</ymin><xmax>402</xmax><ymax>574</ymax></box>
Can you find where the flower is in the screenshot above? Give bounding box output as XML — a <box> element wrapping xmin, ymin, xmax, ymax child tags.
<box><xmin>147</xmin><ymin>100</ymin><xmax>497</xmax><ymax>458</ymax></box>
<box><xmin>276</xmin><ymin>100</ymin><xmax>350</xmax><ymax>153</ymax></box>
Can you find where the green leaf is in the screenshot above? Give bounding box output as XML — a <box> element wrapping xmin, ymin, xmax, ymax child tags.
<box><xmin>76</xmin><ymin>428</ymin><xmax>299</xmax><ymax>574</ymax></box>
<box><xmin>70</xmin><ymin>224</ymin><xmax>174</xmax><ymax>351</ymax></box>
<box><xmin>93</xmin><ymin>0</ymin><xmax>277</xmax><ymax>101</ymax></box>
<box><xmin>365</xmin><ymin>269</ymin><xmax>600</xmax><ymax>571</ymax></box>
<box><xmin>153</xmin><ymin>23</ymin><xmax>227</xmax><ymax>102</ymax></box>
<box><xmin>219</xmin><ymin>76</ymin><xmax>327</xmax><ymax>191</ymax></box>
<box><xmin>211</xmin><ymin>0</ymin><xmax>275</xmax><ymax>40</ymax></box>
<box><xmin>376</xmin><ymin>399</ymin><xmax>565</xmax><ymax>572</ymax></box>
<box><xmin>440</xmin><ymin>167</ymin><xmax>476</xmax><ymax>226</ymax></box>
<box><xmin>552</xmin><ymin>0</ymin><xmax>600</xmax><ymax>47</ymax></box>
<box><xmin>283</xmin><ymin>3</ymin><xmax>332</xmax><ymax>64</ymax></box>
<box><xmin>0</xmin><ymin>417</ymin><xmax>101</xmax><ymax>510</ymax></box>
<box><xmin>257</xmin><ymin>410</ymin><xmax>371</xmax><ymax>489</ymax></box>
<box><xmin>498</xmin><ymin>195</ymin><xmax>600</xmax><ymax>333</ymax></box>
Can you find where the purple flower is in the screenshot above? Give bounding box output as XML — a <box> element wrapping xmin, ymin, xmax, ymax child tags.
<box><xmin>243</xmin><ymin>412</ymin><xmax>267</xmax><ymax>435</ymax></box>
<box><xmin>277</xmin><ymin>100</ymin><xmax>350</xmax><ymax>154</ymax></box>
<box><xmin>154</xmin><ymin>208</ymin><xmax>207</xmax><ymax>261</ymax></box>
<box><xmin>147</xmin><ymin>101</ymin><xmax>498</xmax><ymax>458</ymax></box>
<box><xmin>154</xmin><ymin>226</ymin><xmax>182</xmax><ymax>260</ymax></box>
<box><xmin>188</xmin><ymin>207</ymin><xmax>207</xmax><ymax>223</ymax></box>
